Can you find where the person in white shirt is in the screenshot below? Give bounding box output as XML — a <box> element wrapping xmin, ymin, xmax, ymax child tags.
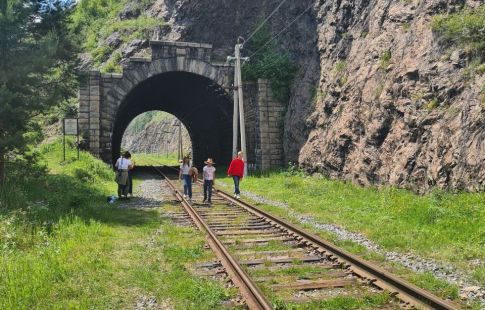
<box><xmin>202</xmin><ymin>158</ymin><xmax>216</xmax><ymax>204</ymax></box>
<box><xmin>179</xmin><ymin>156</ymin><xmax>193</xmax><ymax>201</ymax></box>
<box><xmin>115</xmin><ymin>151</ymin><xmax>134</xmax><ymax>199</ymax></box>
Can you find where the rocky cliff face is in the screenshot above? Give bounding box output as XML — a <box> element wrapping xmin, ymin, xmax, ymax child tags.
<box><xmin>121</xmin><ymin>115</ymin><xmax>190</xmax><ymax>155</ymax></box>
<box><xmin>92</xmin><ymin>0</ymin><xmax>484</xmax><ymax>191</ymax></box>
<box><xmin>300</xmin><ymin>0</ymin><xmax>485</xmax><ymax>192</ymax></box>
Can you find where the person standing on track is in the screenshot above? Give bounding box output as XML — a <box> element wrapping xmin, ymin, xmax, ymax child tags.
<box><xmin>115</xmin><ymin>151</ymin><xmax>134</xmax><ymax>199</ymax></box>
<box><xmin>202</xmin><ymin>158</ymin><xmax>216</xmax><ymax>204</ymax></box>
<box><xmin>179</xmin><ymin>156</ymin><xmax>193</xmax><ymax>201</ymax></box>
<box><xmin>227</xmin><ymin>151</ymin><xmax>245</xmax><ymax>199</ymax></box>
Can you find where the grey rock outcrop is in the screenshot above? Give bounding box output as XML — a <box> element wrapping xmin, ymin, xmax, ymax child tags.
<box><xmin>121</xmin><ymin>116</ymin><xmax>190</xmax><ymax>156</ymax></box>
<box><xmin>299</xmin><ymin>0</ymin><xmax>485</xmax><ymax>192</ymax></box>
<box><xmin>93</xmin><ymin>0</ymin><xmax>484</xmax><ymax>191</ymax></box>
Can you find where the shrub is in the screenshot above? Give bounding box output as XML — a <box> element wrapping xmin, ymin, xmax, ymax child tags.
<box><xmin>432</xmin><ymin>5</ymin><xmax>485</xmax><ymax>60</ymax></box>
<box><xmin>71</xmin><ymin>0</ymin><xmax>165</xmax><ymax>67</ymax></box>
<box><xmin>333</xmin><ymin>61</ymin><xmax>347</xmax><ymax>74</ymax></box>
<box><xmin>380</xmin><ymin>50</ymin><xmax>392</xmax><ymax>69</ymax></box>
<box><xmin>242</xmin><ymin>23</ymin><xmax>296</xmax><ymax>103</ymax></box>
<box><xmin>73</xmin><ymin>168</ymin><xmax>95</xmax><ymax>182</ymax></box>
<box><xmin>426</xmin><ymin>98</ymin><xmax>440</xmax><ymax>110</ymax></box>
<box><xmin>102</xmin><ymin>52</ymin><xmax>122</xmax><ymax>73</ymax></box>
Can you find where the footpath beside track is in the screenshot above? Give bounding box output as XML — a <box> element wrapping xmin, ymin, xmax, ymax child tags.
<box><xmin>154</xmin><ymin>166</ymin><xmax>458</xmax><ymax>310</ymax></box>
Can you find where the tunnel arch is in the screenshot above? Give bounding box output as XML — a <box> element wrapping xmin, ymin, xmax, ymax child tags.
<box><xmin>111</xmin><ymin>70</ymin><xmax>233</xmax><ymax>168</ymax></box>
<box><xmin>80</xmin><ymin>41</ymin><xmax>287</xmax><ymax>172</ymax></box>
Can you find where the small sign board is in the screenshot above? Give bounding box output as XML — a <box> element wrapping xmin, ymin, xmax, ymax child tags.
<box><xmin>64</xmin><ymin>118</ymin><xmax>78</xmax><ymax>135</ymax></box>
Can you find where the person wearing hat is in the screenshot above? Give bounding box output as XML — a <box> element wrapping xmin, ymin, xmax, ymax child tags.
<box><xmin>202</xmin><ymin>158</ymin><xmax>216</xmax><ymax>204</ymax></box>
<box><xmin>227</xmin><ymin>151</ymin><xmax>244</xmax><ymax>199</ymax></box>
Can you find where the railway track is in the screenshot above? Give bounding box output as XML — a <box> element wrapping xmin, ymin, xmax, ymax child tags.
<box><xmin>153</xmin><ymin>166</ymin><xmax>457</xmax><ymax>310</ymax></box>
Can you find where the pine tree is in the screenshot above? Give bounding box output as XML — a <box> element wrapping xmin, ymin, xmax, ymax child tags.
<box><xmin>0</xmin><ymin>0</ymin><xmax>78</xmax><ymax>185</ymax></box>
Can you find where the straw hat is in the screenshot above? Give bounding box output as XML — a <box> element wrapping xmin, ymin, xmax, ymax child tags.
<box><xmin>204</xmin><ymin>158</ymin><xmax>215</xmax><ymax>165</ymax></box>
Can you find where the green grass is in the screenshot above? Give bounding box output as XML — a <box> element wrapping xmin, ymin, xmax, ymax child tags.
<box><xmin>379</xmin><ymin>50</ymin><xmax>392</xmax><ymax>69</ymax></box>
<box><xmin>432</xmin><ymin>5</ymin><xmax>485</xmax><ymax>60</ymax></box>
<box><xmin>71</xmin><ymin>0</ymin><xmax>166</xmax><ymax>70</ymax></box>
<box><xmin>0</xmin><ymin>139</ymin><xmax>232</xmax><ymax>309</ymax></box>
<box><xmin>426</xmin><ymin>97</ymin><xmax>440</xmax><ymax>110</ymax></box>
<box><xmin>131</xmin><ymin>153</ymin><xmax>180</xmax><ymax>167</ymax></box>
<box><xmin>272</xmin><ymin>293</ymin><xmax>393</xmax><ymax>310</ymax></box>
<box><xmin>217</xmin><ymin>172</ymin><xmax>485</xmax><ymax>285</ymax></box>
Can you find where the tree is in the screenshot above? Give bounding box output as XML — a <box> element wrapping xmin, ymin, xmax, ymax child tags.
<box><xmin>242</xmin><ymin>23</ymin><xmax>296</xmax><ymax>103</ymax></box>
<box><xmin>0</xmin><ymin>0</ymin><xmax>78</xmax><ymax>185</ymax></box>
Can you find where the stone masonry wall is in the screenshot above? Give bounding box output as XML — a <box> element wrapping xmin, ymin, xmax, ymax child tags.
<box><xmin>256</xmin><ymin>79</ymin><xmax>285</xmax><ymax>171</ymax></box>
<box><xmin>79</xmin><ymin>42</ymin><xmax>286</xmax><ymax>172</ymax></box>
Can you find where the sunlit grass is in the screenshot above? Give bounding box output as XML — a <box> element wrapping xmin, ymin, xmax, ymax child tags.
<box><xmin>217</xmin><ymin>171</ymin><xmax>484</xmax><ymax>304</ymax></box>
<box><xmin>131</xmin><ymin>153</ymin><xmax>180</xmax><ymax>167</ymax></box>
<box><xmin>0</xmin><ymin>139</ymin><xmax>233</xmax><ymax>308</ymax></box>
<box><xmin>218</xmin><ymin>172</ymin><xmax>484</xmax><ymax>270</ymax></box>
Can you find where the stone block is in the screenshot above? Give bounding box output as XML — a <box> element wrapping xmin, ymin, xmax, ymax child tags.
<box><xmin>101</xmin><ymin>120</ymin><xmax>111</xmax><ymax>129</ymax></box>
<box><xmin>79</xmin><ymin>104</ymin><xmax>90</xmax><ymax>113</ymax></box>
<box><xmin>89</xmin><ymin>80</ymin><xmax>100</xmax><ymax>87</ymax></box>
<box><xmin>176</xmin><ymin>48</ymin><xmax>187</xmax><ymax>56</ymax></box>
<box><xmin>90</xmin><ymin>123</ymin><xmax>100</xmax><ymax>130</ymax></box>
<box><xmin>89</xmin><ymin>95</ymin><xmax>100</xmax><ymax>101</ymax></box>
<box><xmin>270</xmin><ymin>149</ymin><xmax>282</xmax><ymax>155</ymax></box>
<box><xmin>79</xmin><ymin>112</ymin><xmax>89</xmax><ymax>119</ymax></box>
<box><xmin>89</xmin><ymin>105</ymin><xmax>100</xmax><ymax>113</ymax></box>
<box><xmin>269</xmin><ymin>133</ymin><xmax>281</xmax><ymax>140</ymax></box>
<box><xmin>79</xmin><ymin>88</ymin><xmax>89</xmax><ymax>96</ymax></box>
<box><xmin>176</xmin><ymin>56</ymin><xmax>186</xmax><ymax>71</ymax></box>
<box><xmin>89</xmin><ymin>86</ymin><xmax>100</xmax><ymax>96</ymax></box>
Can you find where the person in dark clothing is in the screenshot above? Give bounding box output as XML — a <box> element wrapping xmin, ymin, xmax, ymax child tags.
<box><xmin>115</xmin><ymin>151</ymin><xmax>133</xmax><ymax>199</ymax></box>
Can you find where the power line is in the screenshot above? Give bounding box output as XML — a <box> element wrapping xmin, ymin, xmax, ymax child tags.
<box><xmin>244</xmin><ymin>0</ymin><xmax>289</xmax><ymax>45</ymax></box>
<box><xmin>248</xmin><ymin>2</ymin><xmax>314</xmax><ymax>60</ymax></box>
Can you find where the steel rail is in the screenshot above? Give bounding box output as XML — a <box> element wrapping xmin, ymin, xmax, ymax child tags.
<box><xmin>153</xmin><ymin>166</ymin><xmax>273</xmax><ymax>310</ymax></box>
<box><xmin>161</xmin><ymin>165</ymin><xmax>457</xmax><ymax>309</ymax></box>
<box><xmin>207</xmin><ymin>183</ymin><xmax>458</xmax><ymax>310</ymax></box>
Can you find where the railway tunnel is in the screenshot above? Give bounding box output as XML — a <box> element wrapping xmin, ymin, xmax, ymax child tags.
<box><xmin>111</xmin><ymin>71</ymin><xmax>233</xmax><ymax>168</ymax></box>
<box><xmin>79</xmin><ymin>40</ymin><xmax>286</xmax><ymax>172</ymax></box>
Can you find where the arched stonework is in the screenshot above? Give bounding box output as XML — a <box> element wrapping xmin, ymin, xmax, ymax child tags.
<box><xmin>78</xmin><ymin>41</ymin><xmax>286</xmax><ymax>170</ymax></box>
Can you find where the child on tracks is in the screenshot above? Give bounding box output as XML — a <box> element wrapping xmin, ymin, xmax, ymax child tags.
<box><xmin>202</xmin><ymin>158</ymin><xmax>216</xmax><ymax>205</ymax></box>
<box><xmin>227</xmin><ymin>151</ymin><xmax>244</xmax><ymax>199</ymax></box>
<box><xmin>179</xmin><ymin>156</ymin><xmax>193</xmax><ymax>201</ymax></box>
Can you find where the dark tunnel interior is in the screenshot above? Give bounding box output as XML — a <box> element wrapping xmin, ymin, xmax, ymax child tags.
<box><xmin>111</xmin><ymin>71</ymin><xmax>233</xmax><ymax>169</ymax></box>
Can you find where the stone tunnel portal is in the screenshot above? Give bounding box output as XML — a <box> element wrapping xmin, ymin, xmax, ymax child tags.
<box><xmin>79</xmin><ymin>40</ymin><xmax>286</xmax><ymax>172</ymax></box>
<box><xmin>112</xmin><ymin>71</ymin><xmax>233</xmax><ymax>168</ymax></box>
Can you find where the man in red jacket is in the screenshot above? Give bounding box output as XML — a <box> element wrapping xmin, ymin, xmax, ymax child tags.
<box><xmin>227</xmin><ymin>151</ymin><xmax>245</xmax><ymax>199</ymax></box>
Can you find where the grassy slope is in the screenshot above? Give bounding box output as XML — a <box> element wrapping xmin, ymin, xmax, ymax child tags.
<box><xmin>217</xmin><ymin>171</ymin><xmax>485</xmax><ymax>290</ymax></box>
<box><xmin>71</xmin><ymin>0</ymin><xmax>164</xmax><ymax>72</ymax></box>
<box><xmin>0</xmin><ymin>140</ymin><xmax>232</xmax><ymax>309</ymax></box>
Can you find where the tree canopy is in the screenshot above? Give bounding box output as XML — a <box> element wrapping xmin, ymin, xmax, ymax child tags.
<box><xmin>0</xmin><ymin>0</ymin><xmax>79</xmax><ymax>184</ymax></box>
